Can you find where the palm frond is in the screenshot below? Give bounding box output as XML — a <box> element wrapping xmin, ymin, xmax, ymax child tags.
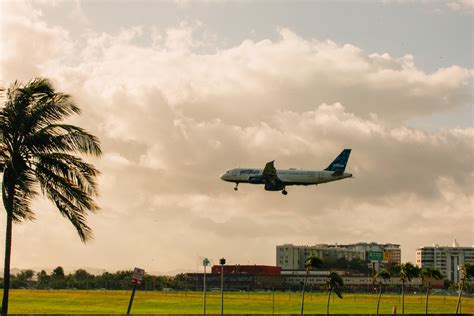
<box><xmin>35</xmin><ymin>155</ymin><xmax>97</xmax><ymax>242</ymax></box>
<box><xmin>334</xmin><ymin>284</ymin><xmax>343</xmax><ymax>299</ymax></box>
<box><xmin>42</xmin><ymin>183</ymin><xmax>93</xmax><ymax>242</ymax></box>
<box><xmin>305</xmin><ymin>254</ymin><xmax>323</xmax><ymax>270</ymax></box>
<box><xmin>12</xmin><ymin>170</ymin><xmax>37</xmax><ymax>221</ymax></box>
<box><xmin>327</xmin><ymin>271</ymin><xmax>344</xmax><ymax>299</ymax></box>
<box><xmin>377</xmin><ymin>269</ymin><xmax>391</xmax><ymax>281</ymax></box>
<box><xmin>26</xmin><ymin>91</ymin><xmax>80</xmax><ymax>131</ymax></box>
<box><xmin>35</xmin><ymin>153</ymin><xmax>99</xmax><ymax>197</ymax></box>
<box><xmin>35</xmin><ymin>164</ymin><xmax>99</xmax><ymax>214</ymax></box>
<box><xmin>1</xmin><ymin>167</ymin><xmax>37</xmax><ymax>222</ymax></box>
<box><xmin>28</xmin><ymin>124</ymin><xmax>101</xmax><ymax>156</ymax></box>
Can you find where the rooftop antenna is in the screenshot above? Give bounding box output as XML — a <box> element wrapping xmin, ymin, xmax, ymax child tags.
<box><xmin>453</xmin><ymin>239</ymin><xmax>459</xmax><ymax>247</ymax></box>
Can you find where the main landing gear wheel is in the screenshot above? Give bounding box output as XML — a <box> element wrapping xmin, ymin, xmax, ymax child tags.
<box><xmin>234</xmin><ymin>183</ymin><xmax>239</xmax><ymax>191</ymax></box>
<box><xmin>282</xmin><ymin>189</ymin><xmax>288</xmax><ymax>195</ymax></box>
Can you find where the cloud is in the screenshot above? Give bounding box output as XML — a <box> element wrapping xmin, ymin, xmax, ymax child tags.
<box><xmin>0</xmin><ymin>1</ymin><xmax>73</xmax><ymax>82</ymax></box>
<box><xmin>446</xmin><ymin>0</ymin><xmax>474</xmax><ymax>13</ymax></box>
<box><xmin>5</xmin><ymin>23</ymin><xmax>466</xmax><ymax>126</ymax></box>
<box><xmin>0</xmin><ymin>3</ymin><xmax>472</xmax><ymax>272</ymax></box>
<box><xmin>383</xmin><ymin>0</ymin><xmax>474</xmax><ymax>14</ymax></box>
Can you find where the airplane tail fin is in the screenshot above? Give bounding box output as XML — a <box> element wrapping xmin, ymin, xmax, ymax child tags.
<box><xmin>324</xmin><ymin>149</ymin><xmax>351</xmax><ymax>175</ymax></box>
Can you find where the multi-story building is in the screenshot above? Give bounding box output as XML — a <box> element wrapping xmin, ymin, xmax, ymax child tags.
<box><xmin>416</xmin><ymin>241</ymin><xmax>474</xmax><ymax>282</ymax></box>
<box><xmin>276</xmin><ymin>242</ymin><xmax>401</xmax><ymax>270</ymax></box>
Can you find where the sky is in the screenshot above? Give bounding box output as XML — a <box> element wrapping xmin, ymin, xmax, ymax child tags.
<box><xmin>0</xmin><ymin>0</ymin><xmax>473</xmax><ymax>274</ymax></box>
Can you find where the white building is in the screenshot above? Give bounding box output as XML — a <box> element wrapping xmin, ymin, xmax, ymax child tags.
<box><xmin>276</xmin><ymin>242</ymin><xmax>401</xmax><ymax>270</ymax></box>
<box><xmin>284</xmin><ymin>274</ymin><xmax>422</xmax><ymax>287</ymax></box>
<box><xmin>416</xmin><ymin>240</ymin><xmax>474</xmax><ymax>282</ymax></box>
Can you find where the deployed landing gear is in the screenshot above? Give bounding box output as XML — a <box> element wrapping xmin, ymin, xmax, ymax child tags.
<box><xmin>282</xmin><ymin>189</ymin><xmax>288</xmax><ymax>195</ymax></box>
<box><xmin>234</xmin><ymin>183</ymin><xmax>239</xmax><ymax>191</ymax></box>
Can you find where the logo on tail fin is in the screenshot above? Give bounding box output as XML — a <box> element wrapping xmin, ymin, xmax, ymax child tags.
<box><xmin>325</xmin><ymin>149</ymin><xmax>351</xmax><ymax>175</ymax></box>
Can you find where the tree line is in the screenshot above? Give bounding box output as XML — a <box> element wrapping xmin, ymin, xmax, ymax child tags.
<box><xmin>0</xmin><ymin>266</ymin><xmax>188</xmax><ymax>291</ymax></box>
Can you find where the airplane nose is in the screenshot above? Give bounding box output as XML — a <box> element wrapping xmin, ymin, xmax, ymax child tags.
<box><xmin>220</xmin><ymin>173</ymin><xmax>226</xmax><ymax>180</ymax></box>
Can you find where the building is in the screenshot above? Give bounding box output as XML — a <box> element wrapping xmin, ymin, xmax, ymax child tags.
<box><xmin>276</xmin><ymin>242</ymin><xmax>401</xmax><ymax>270</ymax></box>
<box><xmin>185</xmin><ymin>261</ymin><xmax>441</xmax><ymax>292</ymax></box>
<box><xmin>416</xmin><ymin>240</ymin><xmax>474</xmax><ymax>282</ymax></box>
<box><xmin>211</xmin><ymin>265</ymin><xmax>281</xmax><ymax>275</ymax></box>
<box><xmin>187</xmin><ymin>265</ymin><xmax>284</xmax><ymax>291</ymax></box>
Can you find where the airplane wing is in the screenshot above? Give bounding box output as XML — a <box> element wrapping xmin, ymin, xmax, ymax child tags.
<box><xmin>262</xmin><ymin>160</ymin><xmax>282</xmax><ymax>184</ymax></box>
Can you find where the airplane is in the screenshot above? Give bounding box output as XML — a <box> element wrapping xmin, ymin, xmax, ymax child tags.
<box><xmin>220</xmin><ymin>149</ymin><xmax>352</xmax><ymax>195</ymax></box>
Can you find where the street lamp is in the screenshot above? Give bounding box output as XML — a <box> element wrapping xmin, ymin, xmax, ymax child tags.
<box><xmin>220</xmin><ymin>258</ymin><xmax>226</xmax><ymax>315</ymax></box>
<box><xmin>203</xmin><ymin>258</ymin><xmax>210</xmax><ymax>315</ymax></box>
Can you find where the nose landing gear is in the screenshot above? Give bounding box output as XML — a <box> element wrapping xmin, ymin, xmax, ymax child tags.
<box><xmin>234</xmin><ymin>183</ymin><xmax>239</xmax><ymax>191</ymax></box>
<box><xmin>282</xmin><ymin>189</ymin><xmax>288</xmax><ymax>195</ymax></box>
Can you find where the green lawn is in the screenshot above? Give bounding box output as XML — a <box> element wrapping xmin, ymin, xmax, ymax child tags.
<box><xmin>6</xmin><ymin>289</ymin><xmax>473</xmax><ymax>314</ymax></box>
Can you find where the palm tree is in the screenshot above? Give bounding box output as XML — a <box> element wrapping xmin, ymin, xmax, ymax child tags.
<box><xmin>399</xmin><ymin>262</ymin><xmax>419</xmax><ymax>315</ymax></box>
<box><xmin>456</xmin><ymin>263</ymin><xmax>474</xmax><ymax>314</ymax></box>
<box><xmin>375</xmin><ymin>269</ymin><xmax>391</xmax><ymax>315</ymax></box>
<box><xmin>420</xmin><ymin>267</ymin><xmax>442</xmax><ymax>314</ymax></box>
<box><xmin>300</xmin><ymin>254</ymin><xmax>323</xmax><ymax>315</ymax></box>
<box><xmin>326</xmin><ymin>271</ymin><xmax>343</xmax><ymax>315</ymax></box>
<box><xmin>0</xmin><ymin>78</ymin><xmax>101</xmax><ymax>314</ymax></box>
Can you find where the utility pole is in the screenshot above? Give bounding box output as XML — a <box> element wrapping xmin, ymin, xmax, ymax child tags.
<box><xmin>372</xmin><ymin>261</ymin><xmax>376</xmax><ymax>294</ymax></box>
<box><xmin>272</xmin><ymin>287</ymin><xmax>275</xmax><ymax>315</ymax></box>
<box><xmin>220</xmin><ymin>258</ymin><xmax>226</xmax><ymax>315</ymax></box>
<box><xmin>203</xmin><ymin>258</ymin><xmax>210</xmax><ymax>315</ymax></box>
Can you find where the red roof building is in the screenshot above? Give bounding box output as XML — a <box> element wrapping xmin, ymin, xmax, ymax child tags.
<box><xmin>211</xmin><ymin>265</ymin><xmax>281</xmax><ymax>276</ymax></box>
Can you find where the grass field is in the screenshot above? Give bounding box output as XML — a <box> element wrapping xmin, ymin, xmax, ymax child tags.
<box><xmin>7</xmin><ymin>289</ymin><xmax>473</xmax><ymax>314</ymax></box>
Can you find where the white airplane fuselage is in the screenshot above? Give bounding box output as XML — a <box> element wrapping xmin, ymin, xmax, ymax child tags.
<box><xmin>220</xmin><ymin>168</ymin><xmax>352</xmax><ymax>185</ymax></box>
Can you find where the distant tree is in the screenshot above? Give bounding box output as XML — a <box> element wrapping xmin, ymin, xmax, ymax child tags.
<box><xmin>375</xmin><ymin>269</ymin><xmax>391</xmax><ymax>316</ymax></box>
<box><xmin>113</xmin><ymin>270</ymin><xmax>134</xmax><ymax>290</ymax></box>
<box><xmin>384</xmin><ymin>262</ymin><xmax>401</xmax><ymax>276</ymax></box>
<box><xmin>172</xmin><ymin>273</ymin><xmax>188</xmax><ymax>291</ymax></box>
<box><xmin>52</xmin><ymin>266</ymin><xmax>65</xmax><ymax>279</ymax></box>
<box><xmin>300</xmin><ymin>254</ymin><xmax>323</xmax><ymax>315</ymax></box>
<box><xmin>456</xmin><ymin>263</ymin><xmax>474</xmax><ymax>314</ymax></box>
<box><xmin>348</xmin><ymin>258</ymin><xmax>371</xmax><ymax>274</ymax></box>
<box><xmin>323</xmin><ymin>257</ymin><xmax>370</xmax><ymax>274</ymax></box>
<box><xmin>0</xmin><ymin>78</ymin><xmax>101</xmax><ymax>314</ymax></box>
<box><xmin>72</xmin><ymin>269</ymin><xmax>94</xmax><ymax>289</ymax></box>
<box><xmin>37</xmin><ymin>270</ymin><xmax>50</xmax><ymax>289</ymax></box>
<box><xmin>73</xmin><ymin>269</ymin><xmax>92</xmax><ymax>280</ymax></box>
<box><xmin>443</xmin><ymin>279</ymin><xmax>453</xmax><ymax>290</ymax></box>
<box><xmin>336</xmin><ymin>257</ymin><xmax>349</xmax><ymax>270</ymax></box>
<box><xmin>17</xmin><ymin>270</ymin><xmax>34</xmax><ymax>280</ymax></box>
<box><xmin>155</xmin><ymin>275</ymin><xmax>172</xmax><ymax>290</ymax></box>
<box><xmin>13</xmin><ymin>270</ymin><xmax>34</xmax><ymax>288</ymax></box>
<box><xmin>420</xmin><ymin>267</ymin><xmax>443</xmax><ymax>314</ymax></box>
<box><xmin>326</xmin><ymin>271</ymin><xmax>343</xmax><ymax>315</ymax></box>
<box><xmin>399</xmin><ymin>263</ymin><xmax>419</xmax><ymax>315</ymax></box>
<box><xmin>99</xmin><ymin>272</ymin><xmax>114</xmax><ymax>290</ymax></box>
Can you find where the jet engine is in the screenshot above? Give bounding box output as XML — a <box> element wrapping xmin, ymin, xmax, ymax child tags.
<box><xmin>248</xmin><ymin>176</ymin><xmax>265</xmax><ymax>184</ymax></box>
<box><xmin>264</xmin><ymin>182</ymin><xmax>285</xmax><ymax>191</ymax></box>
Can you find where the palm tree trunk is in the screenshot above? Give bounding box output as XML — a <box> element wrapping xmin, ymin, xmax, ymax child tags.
<box><xmin>425</xmin><ymin>281</ymin><xmax>430</xmax><ymax>314</ymax></box>
<box><xmin>456</xmin><ymin>278</ymin><xmax>464</xmax><ymax>314</ymax></box>
<box><xmin>376</xmin><ymin>282</ymin><xmax>382</xmax><ymax>316</ymax></box>
<box><xmin>1</xmin><ymin>212</ymin><xmax>12</xmax><ymax>316</ymax></box>
<box><xmin>326</xmin><ymin>288</ymin><xmax>331</xmax><ymax>315</ymax></box>
<box><xmin>401</xmin><ymin>280</ymin><xmax>405</xmax><ymax>315</ymax></box>
<box><xmin>1</xmin><ymin>179</ymin><xmax>14</xmax><ymax>316</ymax></box>
<box><xmin>300</xmin><ymin>270</ymin><xmax>308</xmax><ymax>315</ymax></box>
